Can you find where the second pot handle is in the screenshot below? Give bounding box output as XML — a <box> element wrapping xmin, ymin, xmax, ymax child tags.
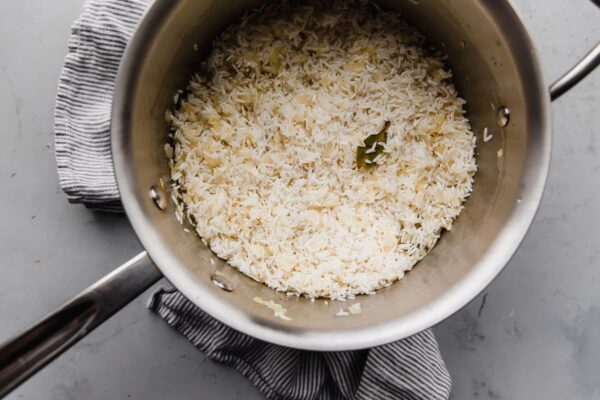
<box><xmin>0</xmin><ymin>251</ymin><xmax>162</xmax><ymax>398</ymax></box>
<box><xmin>550</xmin><ymin>42</ymin><xmax>600</xmax><ymax>101</ymax></box>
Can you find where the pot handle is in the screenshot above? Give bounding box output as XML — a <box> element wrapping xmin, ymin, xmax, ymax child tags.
<box><xmin>0</xmin><ymin>251</ymin><xmax>162</xmax><ymax>398</ymax></box>
<box><xmin>550</xmin><ymin>42</ymin><xmax>600</xmax><ymax>101</ymax></box>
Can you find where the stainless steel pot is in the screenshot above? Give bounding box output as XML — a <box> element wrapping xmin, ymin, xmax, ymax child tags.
<box><xmin>1</xmin><ymin>0</ymin><xmax>599</xmax><ymax>396</ymax></box>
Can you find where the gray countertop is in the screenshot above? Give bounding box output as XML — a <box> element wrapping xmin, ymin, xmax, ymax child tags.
<box><xmin>1</xmin><ymin>1</ymin><xmax>599</xmax><ymax>399</ymax></box>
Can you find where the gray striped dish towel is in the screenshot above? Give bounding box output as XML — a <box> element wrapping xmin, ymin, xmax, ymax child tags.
<box><xmin>54</xmin><ymin>1</ymin><xmax>452</xmax><ymax>399</ymax></box>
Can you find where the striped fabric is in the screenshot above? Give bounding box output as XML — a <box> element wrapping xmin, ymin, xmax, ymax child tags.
<box><xmin>149</xmin><ymin>289</ymin><xmax>451</xmax><ymax>400</ymax></box>
<box><xmin>54</xmin><ymin>1</ymin><xmax>452</xmax><ymax>399</ymax></box>
<box><xmin>55</xmin><ymin>0</ymin><xmax>150</xmax><ymax>210</ymax></box>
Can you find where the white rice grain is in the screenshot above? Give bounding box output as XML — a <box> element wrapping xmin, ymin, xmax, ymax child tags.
<box><xmin>483</xmin><ymin>127</ymin><xmax>493</xmax><ymax>142</ymax></box>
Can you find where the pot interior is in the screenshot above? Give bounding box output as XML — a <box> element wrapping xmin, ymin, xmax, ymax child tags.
<box><xmin>113</xmin><ymin>0</ymin><xmax>549</xmax><ymax>349</ymax></box>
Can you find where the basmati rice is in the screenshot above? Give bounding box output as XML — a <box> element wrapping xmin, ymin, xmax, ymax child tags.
<box><xmin>253</xmin><ymin>297</ymin><xmax>292</xmax><ymax>320</ymax></box>
<box><xmin>168</xmin><ymin>0</ymin><xmax>477</xmax><ymax>300</ymax></box>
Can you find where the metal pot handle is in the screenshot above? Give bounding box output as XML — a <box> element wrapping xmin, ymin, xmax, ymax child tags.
<box><xmin>0</xmin><ymin>252</ymin><xmax>162</xmax><ymax>398</ymax></box>
<box><xmin>550</xmin><ymin>42</ymin><xmax>600</xmax><ymax>101</ymax></box>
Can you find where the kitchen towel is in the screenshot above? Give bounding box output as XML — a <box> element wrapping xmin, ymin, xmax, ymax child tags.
<box><xmin>54</xmin><ymin>1</ymin><xmax>452</xmax><ymax>399</ymax></box>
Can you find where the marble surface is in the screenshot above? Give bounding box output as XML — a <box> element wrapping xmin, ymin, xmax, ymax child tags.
<box><xmin>0</xmin><ymin>0</ymin><xmax>599</xmax><ymax>399</ymax></box>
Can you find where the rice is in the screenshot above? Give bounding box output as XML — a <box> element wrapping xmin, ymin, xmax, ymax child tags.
<box><xmin>348</xmin><ymin>303</ymin><xmax>362</xmax><ymax>315</ymax></box>
<box><xmin>483</xmin><ymin>127</ymin><xmax>493</xmax><ymax>142</ymax></box>
<box><xmin>168</xmin><ymin>1</ymin><xmax>477</xmax><ymax>300</ymax></box>
<box><xmin>253</xmin><ymin>297</ymin><xmax>292</xmax><ymax>320</ymax></box>
<box><xmin>336</xmin><ymin>309</ymin><xmax>350</xmax><ymax>317</ymax></box>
